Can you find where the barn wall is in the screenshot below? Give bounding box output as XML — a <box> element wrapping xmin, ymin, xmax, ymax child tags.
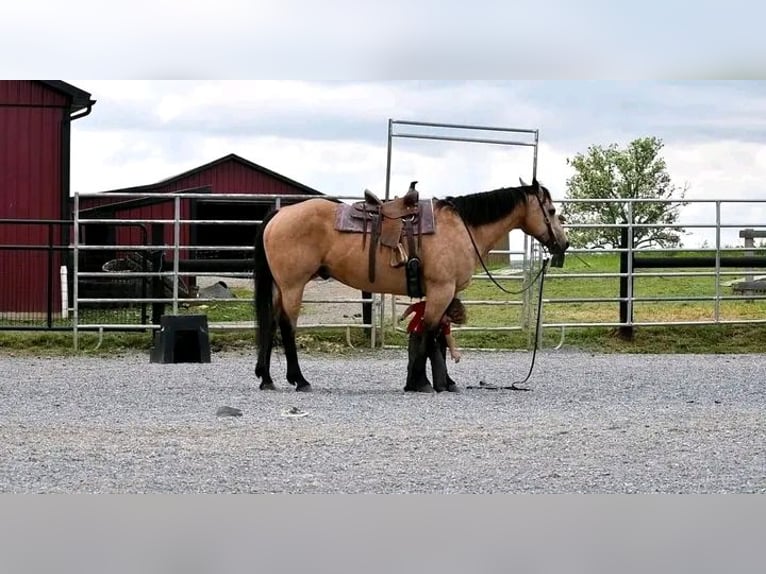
<box><xmin>0</xmin><ymin>81</ymin><xmax>68</xmax><ymax>314</ymax></box>
<box><xmin>0</xmin><ymin>81</ymin><xmax>69</xmax><ymax>107</ymax></box>
<box><xmin>73</xmin><ymin>157</ymin><xmax>324</xmax><ymax>296</ymax></box>
<box><xmin>78</xmin><ymin>158</ymin><xmax>319</xmax><ymax>250</ymax></box>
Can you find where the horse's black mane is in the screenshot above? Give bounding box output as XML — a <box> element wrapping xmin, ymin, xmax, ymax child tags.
<box><xmin>436</xmin><ymin>184</ymin><xmax>551</xmax><ymax>227</ymax></box>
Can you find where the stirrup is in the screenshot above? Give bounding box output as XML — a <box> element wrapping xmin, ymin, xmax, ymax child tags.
<box><xmin>390</xmin><ymin>244</ymin><xmax>408</xmax><ymax>267</ymax></box>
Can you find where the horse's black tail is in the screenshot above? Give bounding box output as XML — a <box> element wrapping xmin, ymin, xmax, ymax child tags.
<box><xmin>254</xmin><ymin>208</ymin><xmax>280</xmax><ymax>375</ymax></box>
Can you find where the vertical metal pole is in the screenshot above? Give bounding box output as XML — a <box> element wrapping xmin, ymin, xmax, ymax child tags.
<box><xmin>526</xmin><ymin>239</ymin><xmax>537</xmax><ymax>349</ymax></box>
<box><xmin>715</xmin><ymin>201</ymin><xmax>721</xmax><ymax>321</ymax></box>
<box><xmin>384</xmin><ymin>118</ymin><xmax>394</xmax><ymax>200</ymax></box>
<box><xmin>525</xmin><ymin>238</ymin><xmax>530</xmax><ymax>346</ymax></box>
<box><xmin>626</xmin><ymin>202</ymin><xmax>635</xmax><ymax>332</ymax></box>
<box><xmin>73</xmin><ymin>192</ymin><xmax>80</xmax><ymax>351</ymax></box>
<box><xmin>536</xmin><ymin>243</ymin><xmax>544</xmax><ymax>350</ymax></box>
<box><xmin>743</xmin><ymin>229</ymin><xmax>755</xmax><ymax>283</ymax></box>
<box><xmin>380</xmin><ymin>119</ymin><xmax>395</xmax><ymax>346</ymax></box>
<box><xmin>151</xmin><ymin>224</ymin><xmax>165</xmax><ymax>326</ymax></box>
<box><xmin>618</xmin><ymin>226</ymin><xmax>633</xmax><ymax>339</ymax></box>
<box><xmin>47</xmin><ymin>224</ymin><xmax>54</xmax><ymax>328</ymax></box>
<box><xmin>172</xmin><ymin>195</ymin><xmax>180</xmax><ymax>315</ymax></box>
<box><xmin>534</xmin><ymin>131</ymin><xmax>542</xmax><ymax>346</ymax></box>
<box><xmin>370</xmin><ymin>294</ymin><xmax>377</xmax><ymax>349</ymax></box>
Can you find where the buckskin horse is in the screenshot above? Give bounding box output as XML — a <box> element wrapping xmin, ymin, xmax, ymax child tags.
<box><xmin>254</xmin><ymin>178</ymin><xmax>569</xmax><ymax>392</ymax></box>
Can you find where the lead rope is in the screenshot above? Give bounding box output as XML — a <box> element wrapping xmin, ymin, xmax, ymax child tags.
<box><xmin>444</xmin><ymin>199</ymin><xmax>553</xmax><ymax>391</ymax></box>
<box><xmin>466</xmin><ymin>256</ymin><xmax>549</xmax><ymax>391</ymax></box>
<box><xmin>507</xmin><ymin>255</ymin><xmax>549</xmax><ymax>390</ymax></box>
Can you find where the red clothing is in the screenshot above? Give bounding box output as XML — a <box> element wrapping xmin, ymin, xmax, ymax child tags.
<box><xmin>405</xmin><ymin>301</ymin><xmax>451</xmax><ymax>335</ymax></box>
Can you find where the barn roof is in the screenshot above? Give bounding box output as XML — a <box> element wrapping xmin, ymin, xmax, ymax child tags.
<box><xmin>94</xmin><ymin>153</ymin><xmax>325</xmax><ymax>196</ymax></box>
<box><xmin>36</xmin><ymin>80</ymin><xmax>96</xmax><ymax>114</ymax></box>
<box><xmin>158</xmin><ymin>153</ymin><xmax>324</xmax><ymax>194</ymax></box>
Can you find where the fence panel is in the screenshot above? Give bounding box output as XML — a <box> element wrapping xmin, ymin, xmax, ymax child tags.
<box><xmin>3</xmin><ymin>196</ymin><xmax>765</xmax><ymax>350</ymax></box>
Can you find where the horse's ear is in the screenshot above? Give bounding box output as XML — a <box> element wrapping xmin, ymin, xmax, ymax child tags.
<box><xmin>532</xmin><ymin>178</ymin><xmax>540</xmax><ymax>190</ymax></box>
<box><xmin>519</xmin><ymin>177</ymin><xmax>529</xmax><ymax>186</ymax></box>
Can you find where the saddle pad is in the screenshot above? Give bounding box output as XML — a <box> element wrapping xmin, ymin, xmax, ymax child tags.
<box><xmin>334</xmin><ymin>199</ymin><xmax>436</xmax><ymax>235</ymax></box>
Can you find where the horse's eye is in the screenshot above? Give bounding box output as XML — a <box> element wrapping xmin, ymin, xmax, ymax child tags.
<box><xmin>548</xmin><ymin>208</ymin><xmax>556</xmax><ymax>216</ymax></box>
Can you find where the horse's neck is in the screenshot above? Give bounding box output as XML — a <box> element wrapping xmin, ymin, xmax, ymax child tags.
<box><xmin>468</xmin><ymin>212</ymin><xmax>525</xmax><ymax>258</ymax></box>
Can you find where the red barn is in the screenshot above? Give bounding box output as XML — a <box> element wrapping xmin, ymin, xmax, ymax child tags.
<box><xmin>0</xmin><ymin>80</ymin><xmax>95</xmax><ymax>318</ymax></box>
<box><xmin>76</xmin><ymin>153</ymin><xmax>325</xmax><ymax>280</ymax></box>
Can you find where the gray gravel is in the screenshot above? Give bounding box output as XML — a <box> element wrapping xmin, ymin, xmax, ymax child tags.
<box><xmin>1</xmin><ymin>349</ymin><xmax>764</xmax><ymax>493</ymax></box>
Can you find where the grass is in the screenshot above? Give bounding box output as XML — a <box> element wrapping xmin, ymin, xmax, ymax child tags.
<box><xmin>2</xmin><ymin>253</ymin><xmax>765</xmax><ymax>355</ymax></box>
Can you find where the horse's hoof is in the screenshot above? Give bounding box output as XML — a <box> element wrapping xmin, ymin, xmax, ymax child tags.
<box><xmin>446</xmin><ymin>383</ymin><xmax>461</xmax><ymax>393</ymax></box>
<box><xmin>296</xmin><ymin>383</ymin><xmax>312</xmax><ymax>392</ymax></box>
<box><xmin>404</xmin><ymin>382</ymin><xmax>434</xmax><ymax>393</ymax></box>
<box><xmin>259</xmin><ymin>381</ymin><xmax>277</xmax><ymax>391</ymax></box>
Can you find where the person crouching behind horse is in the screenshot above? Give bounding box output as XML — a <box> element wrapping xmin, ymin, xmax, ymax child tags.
<box><xmin>399</xmin><ymin>297</ymin><xmax>466</xmax><ymax>393</ymax></box>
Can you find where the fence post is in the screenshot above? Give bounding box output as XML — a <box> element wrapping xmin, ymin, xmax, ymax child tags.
<box><xmin>618</xmin><ymin>226</ymin><xmax>634</xmax><ymax>340</ymax></box>
<box><xmin>740</xmin><ymin>228</ymin><xmax>755</xmax><ymax>282</ymax></box>
<box><xmin>47</xmin><ymin>223</ymin><xmax>54</xmax><ymax>328</ymax></box>
<box><xmin>362</xmin><ymin>290</ymin><xmax>372</xmax><ymax>340</ymax></box>
<box><xmin>151</xmin><ymin>224</ymin><xmax>166</xmax><ymax>327</ymax></box>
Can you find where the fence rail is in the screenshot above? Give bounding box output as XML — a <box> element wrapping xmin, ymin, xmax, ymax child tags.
<box><xmin>2</xmin><ymin>193</ymin><xmax>765</xmax><ymax>350</ymax></box>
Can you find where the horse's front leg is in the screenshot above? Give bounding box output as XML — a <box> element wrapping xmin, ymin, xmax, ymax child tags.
<box><xmin>404</xmin><ymin>287</ymin><xmax>454</xmax><ymax>393</ymax></box>
<box><xmin>405</xmin><ymin>328</ymin><xmax>435</xmax><ymax>393</ymax></box>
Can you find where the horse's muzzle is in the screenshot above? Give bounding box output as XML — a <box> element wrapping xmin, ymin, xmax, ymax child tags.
<box><xmin>545</xmin><ymin>236</ymin><xmax>569</xmax><ymax>254</ymax></box>
<box><xmin>545</xmin><ymin>237</ymin><xmax>569</xmax><ymax>267</ymax></box>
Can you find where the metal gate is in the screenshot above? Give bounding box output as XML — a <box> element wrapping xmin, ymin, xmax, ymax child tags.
<box><xmin>381</xmin><ymin>119</ymin><xmax>545</xmax><ymax>348</ymax></box>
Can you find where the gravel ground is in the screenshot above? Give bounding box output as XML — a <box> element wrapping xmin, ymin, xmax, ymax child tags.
<box><xmin>0</xmin><ymin>349</ymin><xmax>764</xmax><ymax>493</ymax></box>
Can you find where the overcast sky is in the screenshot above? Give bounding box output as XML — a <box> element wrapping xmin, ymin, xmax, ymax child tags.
<box><xmin>67</xmin><ymin>80</ymin><xmax>766</xmax><ymax>248</ymax></box>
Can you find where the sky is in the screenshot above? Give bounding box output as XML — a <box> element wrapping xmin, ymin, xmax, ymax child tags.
<box><xmin>67</xmin><ymin>80</ymin><xmax>766</xmax><ymax>250</ymax></box>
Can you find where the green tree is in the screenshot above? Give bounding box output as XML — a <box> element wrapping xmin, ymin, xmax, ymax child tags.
<box><xmin>564</xmin><ymin>137</ymin><xmax>689</xmax><ymax>249</ymax></box>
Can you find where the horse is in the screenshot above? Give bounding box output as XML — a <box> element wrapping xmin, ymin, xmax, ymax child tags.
<box><xmin>253</xmin><ymin>177</ymin><xmax>569</xmax><ymax>393</ymax></box>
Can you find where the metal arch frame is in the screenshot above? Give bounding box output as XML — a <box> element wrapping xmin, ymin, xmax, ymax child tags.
<box><xmin>381</xmin><ymin>118</ymin><xmax>542</xmax><ymax>348</ymax></box>
<box><xmin>384</xmin><ymin>119</ymin><xmax>540</xmax><ymax>201</ymax></box>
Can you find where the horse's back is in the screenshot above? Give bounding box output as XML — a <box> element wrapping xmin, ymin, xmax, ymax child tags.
<box><xmin>262</xmin><ymin>198</ymin><xmax>338</xmax><ymax>271</ymax></box>
<box><xmin>265</xmin><ymin>198</ymin><xmax>337</xmax><ymax>237</ymax></box>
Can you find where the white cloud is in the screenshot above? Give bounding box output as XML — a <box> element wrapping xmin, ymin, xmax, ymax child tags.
<box><xmin>68</xmin><ymin>81</ymin><xmax>766</xmax><ymax>252</ymax></box>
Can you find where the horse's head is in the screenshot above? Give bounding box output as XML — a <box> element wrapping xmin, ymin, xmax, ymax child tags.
<box><xmin>519</xmin><ymin>177</ymin><xmax>569</xmax><ymax>255</ymax></box>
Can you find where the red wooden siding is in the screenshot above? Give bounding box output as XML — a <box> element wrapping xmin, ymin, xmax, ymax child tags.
<box><xmin>1</xmin><ymin>81</ymin><xmax>68</xmax><ymax>313</ymax></box>
<box><xmin>0</xmin><ymin>81</ymin><xmax>69</xmax><ymax>107</ymax></box>
<box><xmin>77</xmin><ymin>155</ymin><xmax>323</xmax><ymax>255</ymax></box>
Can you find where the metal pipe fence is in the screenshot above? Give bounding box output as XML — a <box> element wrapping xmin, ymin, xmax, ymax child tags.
<box><xmin>3</xmin><ymin>193</ymin><xmax>765</xmax><ymax>351</ymax></box>
<box><xmin>533</xmin><ymin>197</ymin><xmax>766</xmax><ymax>345</ymax></box>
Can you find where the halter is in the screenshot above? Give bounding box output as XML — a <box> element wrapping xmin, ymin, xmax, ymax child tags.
<box><xmin>534</xmin><ymin>190</ymin><xmax>558</xmax><ymax>254</ymax></box>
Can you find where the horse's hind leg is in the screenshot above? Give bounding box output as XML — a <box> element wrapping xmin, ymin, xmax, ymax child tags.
<box><xmin>255</xmin><ymin>316</ymin><xmax>277</xmax><ymax>390</ymax></box>
<box><xmin>279</xmin><ymin>315</ymin><xmax>311</xmax><ymax>392</ymax></box>
<box><xmin>278</xmin><ymin>285</ymin><xmax>312</xmax><ymax>392</ymax></box>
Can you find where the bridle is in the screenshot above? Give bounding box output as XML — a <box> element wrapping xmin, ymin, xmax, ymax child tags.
<box><xmin>534</xmin><ymin>191</ymin><xmax>558</xmax><ymax>252</ymax></box>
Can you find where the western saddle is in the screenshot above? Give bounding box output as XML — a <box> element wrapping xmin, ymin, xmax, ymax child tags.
<box><xmin>350</xmin><ymin>181</ymin><xmax>426</xmax><ymax>297</ymax></box>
